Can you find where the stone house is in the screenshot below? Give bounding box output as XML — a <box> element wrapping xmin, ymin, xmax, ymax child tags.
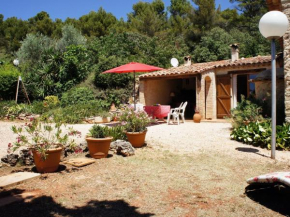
<box><xmin>139</xmin><ymin>0</ymin><xmax>290</xmax><ymax>121</ymax></box>
<box><xmin>139</xmin><ymin>47</ymin><xmax>284</xmax><ymax>120</ymax></box>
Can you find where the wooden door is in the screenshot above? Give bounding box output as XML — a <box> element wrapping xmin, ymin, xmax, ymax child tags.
<box><xmin>216</xmin><ymin>75</ymin><xmax>231</xmax><ymax>118</ymax></box>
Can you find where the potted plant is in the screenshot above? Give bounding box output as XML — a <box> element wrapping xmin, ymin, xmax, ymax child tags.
<box><xmin>10</xmin><ymin>118</ymin><xmax>79</xmax><ymax>173</ymax></box>
<box><xmin>193</xmin><ymin>107</ymin><xmax>201</xmax><ymax>123</ymax></box>
<box><xmin>86</xmin><ymin>125</ymin><xmax>113</xmax><ymax>159</ymax></box>
<box><xmin>119</xmin><ymin>107</ymin><xmax>151</xmax><ymax>148</ymax></box>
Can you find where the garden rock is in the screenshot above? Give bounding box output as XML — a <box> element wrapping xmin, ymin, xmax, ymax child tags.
<box><xmin>110</xmin><ymin>140</ymin><xmax>135</xmax><ymax>157</ymax></box>
<box><xmin>19</xmin><ymin>149</ymin><xmax>34</xmax><ymax>165</ymax></box>
<box><xmin>1</xmin><ymin>154</ymin><xmax>19</xmax><ymax>166</ymax></box>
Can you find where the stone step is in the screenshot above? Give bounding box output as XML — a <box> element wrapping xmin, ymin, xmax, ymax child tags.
<box><xmin>0</xmin><ymin>172</ymin><xmax>40</xmax><ymax>189</ymax></box>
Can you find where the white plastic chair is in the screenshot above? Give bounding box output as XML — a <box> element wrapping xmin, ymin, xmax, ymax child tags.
<box><xmin>167</xmin><ymin>102</ymin><xmax>184</xmax><ymax>125</ymax></box>
<box><xmin>177</xmin><ymin>101</ymin><xmax>188</xmax><ymax>123</ymax></box>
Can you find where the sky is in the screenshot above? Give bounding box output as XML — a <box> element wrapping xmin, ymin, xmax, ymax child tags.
<box><xmin>0</xmin><ymin>0</ymin><xmax>236</xmax><ymax>21</ymax></box>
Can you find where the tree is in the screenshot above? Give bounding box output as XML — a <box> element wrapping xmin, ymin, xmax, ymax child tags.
<box><xmin>56</xmin><ymin>25</ymin><xmax>87</xmax><ymax>52</ymax></box>
<box><xmin>229</xmin><ymin>0</ymin><xmax>267</xmax><ymax>32</ymax></box>
<box><xmin>192</xmin><ymin>27</ymin><xmax>234</xmax><ymax>62</ymax></box>
<box><xmin>28</xmin><ymin>11</ymin><xmax>55</xmax><ymax>36</ymax></box>
<box><xmin>2</xmin><ymin>17</ymin><xmax>29</xmax><ymax>52</ymax></box>
<box><xmin>168</xmin><ymin>0</ymin><xmax>194</xmax><ymax>36</ymax></box>
<box><xmin>16</xmin><ymin>33</ymin><xmax>53</xmax><ymax>65</ymax></box>
<box><xmin>127</xmin><ymin>0</ymin><xmax>167</xmax><ymax>37</ymax></box>
<box><xmin>79</xmin><ymin>8</ymin><xmax>117</xmax><ymax>38</ymax></box>
<box><xmin>192</xmin><ymin>0</ymin><xmax>216</xmax><ymax>32</ymax></box>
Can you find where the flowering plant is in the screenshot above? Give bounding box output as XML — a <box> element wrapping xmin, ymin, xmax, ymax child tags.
<box><xmin>119</xmin><ymin>107</ymin><xmax>151</xmax><ymax>132</ymax></box>
<box><xmin>9</xmin><ymin>118</ymin><xmax>81</xmax><ymax>160</ymax></box>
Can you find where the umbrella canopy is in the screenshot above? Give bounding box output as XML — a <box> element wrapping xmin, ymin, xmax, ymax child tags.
<box><xmin>102</xmin><ymin>62</ymin><xmax>164</xmax><ymax>110</ymax></box>
<box><xmin>103</xmin><ymin>62</ymin><xmax>163</xmax><ymax>73</ymax></box>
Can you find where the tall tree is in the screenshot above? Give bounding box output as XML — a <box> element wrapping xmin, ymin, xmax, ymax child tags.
<box><xmin>28</xmin><ymin>11</ymin><xmax>55</xmax><ymax>36</ymax></box>
<box><xmin>128</xmin><ymin>0</ymin><xmax>167</xmax><ymax>37</ymax></box>
<box><xmin>192</xmin><ymin>0</ymin><xmax>216</xmax><ymax>32</ymax></box>
<box><xmin>168</xmin><ymin>0</ymin><xmax>193</xmax><ymax>36</ymax></box>
<box><xmin>229</xmin><ymin>0</ymin><xmax>267</xmax><ymax>32</ymax></box>
<box><xmin>79</xmin><ymin>8</ymin><xmax>117</xmax><ymax>38</ymax></box>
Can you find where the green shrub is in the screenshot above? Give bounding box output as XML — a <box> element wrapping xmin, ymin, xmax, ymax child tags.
<box><xmin>109</xmin><ymin>125</ymin><xmax>127</xmax><ymax>141</ymax></box>
<box><xmin>31</xmin><ymin>101</ymin><xmax>48</xmax><ymax>115</ymax></box>
<box><xmin>61</xmin><ymin>87</ymin><xmax>95</xmax><ymax>106</ymax></box>
<box><xmin>230</xmin><ymin>95</ymin><xmax>265</xmax><ymax>128</ymax></box>
<box><xmin>43</xmin><ymin>95</ymin><xmax>60</xmax><ymax>108</ymax></box>
<box><xmin>0</xmin><ymin>101</ymin><xmax>17</xmax><ymax>119</ymax></box>
<box><xmin>0</xmin><ymin>64</ymin><xmax>20</xmax><ymax>100</ymax></box>
<box><xmin>42</xmin><ymin>100</ymin><xmax>108</xmax><ymax>124</ymax></box>
<box><xmin>230</xmin><ymin>121</ymin><xmax>290</xmax><ymax>150</ymax></box>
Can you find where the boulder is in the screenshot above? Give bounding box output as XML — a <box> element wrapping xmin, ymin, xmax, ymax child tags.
<box><xmin>1</xmin><ymin>154</ymin><xmax>19</xmax><ymax>166</ymax></box>
<box><xmin>110</xmin><ymin>140</ymin><xmax>135</xmax><ymax>157</ymax></box>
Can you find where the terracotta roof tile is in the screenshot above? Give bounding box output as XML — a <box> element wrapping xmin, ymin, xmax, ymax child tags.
<box><xmin>139</xmin><ymin>56</ymin><xmax>271</xmax><ymax>79</ymax></box>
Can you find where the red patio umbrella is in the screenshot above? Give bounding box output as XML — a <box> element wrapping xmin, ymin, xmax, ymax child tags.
<box><xmin>102</xmin><ymin>62</ymin><xmax>164</xmax><ymax>110</ymax></box>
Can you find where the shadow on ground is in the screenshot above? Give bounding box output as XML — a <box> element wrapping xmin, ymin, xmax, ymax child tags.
<box><xmin>236</xmin><ymin>147</ymin><xmax>268</xmax><ymax>158</ymax></box>
<box><xmin>0</xmin><ymin>188</ymin><xmax>154</xmax><ymax>217</ymax></box>
<box><xmin>245</xmin><ymin>184</ymin><xmax>290</xmax><ymax>216</ymax></box>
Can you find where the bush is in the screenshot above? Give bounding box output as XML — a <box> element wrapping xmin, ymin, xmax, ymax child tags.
<box><xmin>230</xmin><ymin>121</ymin><xmax>290</xmax><ymax>150</ymax></box>
<box><xmin>230</xmin><ymin>95</ymin><xmax>265</xmax><ymax>128</ymax></box>
<box><xmin>43</xmin><ymin>100</ymin><xmax>109</xmax><ymax>124</ymax></box>
<box><xmin>0</xmin><ymin>64</ymin><xmax>20</xmax><ymax>100</ymax></box>
<box><xmin>0</xmin><ymin>101</ymin><xmax>17</xmax><ymax>119</ymax></box>
<box><xmin>43</xmin><ymin>95</ymin><xmax>60</xmax><ymax>108</ymax></box>
<box><xmin>61</xmin><ymin>87</ymin><xmax>95</xmax><ymax>106</ymax></box>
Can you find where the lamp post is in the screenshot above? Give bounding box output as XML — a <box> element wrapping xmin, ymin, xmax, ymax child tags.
<box><xmin>259</xmin><ymin>11</ymin><xmax>289</xmax><ymax>159</ymax></box>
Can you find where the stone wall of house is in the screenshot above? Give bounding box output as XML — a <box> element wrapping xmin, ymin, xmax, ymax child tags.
<box><xmin>199</xmin><ymin>71</ymin><xmax>217</xmax><ymax>119</ymax></box>
<box><xmin>139</xmin><ymin>79</ymin><xmax>175</xmax><ymax>105</ymax></box>
<box><xmin>283</xmin><ymin>0</ymin><xmax>290</xmax><ymax>122</ymax></box>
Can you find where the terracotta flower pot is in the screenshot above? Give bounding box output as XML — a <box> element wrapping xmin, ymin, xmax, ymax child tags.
<box><xmin>126</xmin><ymin>131</ymin><xmax>147</xmax><ymax>148</ymax></box>
<box><xmin>32</xmin><ymin>147</ymin><xmax>63</xmax><ymax>173</ymax></box>
<box><xmin>86</xmin><ymin>137</ymin><xmax>113</xmax><ymax>159</ymax></box>
<box><xmin>193</xmin><ymin>112</ymin><xmax>201</xmax><ymax>123</ymax></box>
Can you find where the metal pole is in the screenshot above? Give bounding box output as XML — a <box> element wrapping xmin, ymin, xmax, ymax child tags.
<box><xmin>134</xmin><ymin>71</ymin><xmax>136</xmax><ymax>111</ymax></box>
<box><xmin>271</xmin><ymin>39</ymin><xmax>276</xmax><ymax>159</ymax></box>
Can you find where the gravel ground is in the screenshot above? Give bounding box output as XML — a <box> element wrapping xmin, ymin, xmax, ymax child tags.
<box><xmin>1</xmin><ymin>120</ymin><xmax>290</xmax><ymax>163</ymax></box>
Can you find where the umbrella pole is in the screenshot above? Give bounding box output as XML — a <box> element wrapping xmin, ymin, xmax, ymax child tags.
<box><xmin>134</xmin><ymin>71</ymin><xmax>136</xmax><ymax>111</ymax></box>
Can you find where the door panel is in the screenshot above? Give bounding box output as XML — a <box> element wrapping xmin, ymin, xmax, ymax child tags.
<box><xmin>217</xmin><ymin>76</ymin><xmax>231</xmax><ymax>118</ymax></box>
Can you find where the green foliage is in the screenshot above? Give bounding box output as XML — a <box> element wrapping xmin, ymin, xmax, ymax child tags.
<box><xmin>43</xmin><ymin>95</ymin><xmax>60</xmax><ymax>108</ymax></box>
<box><xmin>79</xmin><ymin>8</ymin><xmax>117</xmax><ymax>38</ymax></box>
<box><xmin>192</xmin><ymin>27</ymin><xmax>233</xmax><ymax>62</ymax></box>
<box><xmin>61</xmin><ymin>87</ymin><xmax>95</xmax><ymax>106</ymax></box>
<box><xmin>16</xmin><ymin>33</ymin><xmax>53</xmax><ymax>64</ymax></box>
<box><xmin>23</xmin><ymin>44</ymin><xmax>90</xmax><ymax>98</ymax></box>
<box><xmin>43</xmin><ymin>100</ymin><xmax>108</xmax><ymax>124</ymax></box>
<box><xmin>128</xmin><ymin>0</ymin><xmax>167</xmax><ymax>37</ymax></box>
<box><xmin>88</xmin><ymin>125</ymin><xmax>111</xmax><ymax>138</ymax></box>
<box><xmin>109</xmin><ymin>125</ymin><xmax>127</xmax><ymax>141</ymax></box>
<box><xmin>0</xmin><ymin>100</ymin><xmax>17</xmax><ymax>119</ymax></box>
<box><xmin>56</xmin><ymin>25</ymin><xmax>87</xmax><ymax>52</ymax></box>
<box><xmin>231</xmin><ymin>121</ymin><xmax>290</xmax><ymax>150</ymax></box>
<box><xmin>230</xmin><ymin>95</ymin><xmax>265</xmax><ymax>128</ymax></box>
<box><xmin>0</xmin><ymin>64</ymin><xmax>20</xmax><ymax>100</ymax></box>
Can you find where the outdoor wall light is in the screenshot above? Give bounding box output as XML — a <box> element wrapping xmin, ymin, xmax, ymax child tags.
<box><xmin>259</xmin><ymin>11</ymin><xmax>289</xmax><ymax>159</ymax></box>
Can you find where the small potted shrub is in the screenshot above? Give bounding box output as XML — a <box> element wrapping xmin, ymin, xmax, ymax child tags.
<box><xmin>119</xmin><ymin>107</ymin><xmax>151</xmax><ymax>148</ymax></box>
<box><xmin>10</xmin><ymin>118</ymin><xmax>79</xmax><ymax>173</ymax></box>
<box><xmin>86</xmin><ymin>125</ymin><xmax>113</xmax><ymax>159</ymax></box>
